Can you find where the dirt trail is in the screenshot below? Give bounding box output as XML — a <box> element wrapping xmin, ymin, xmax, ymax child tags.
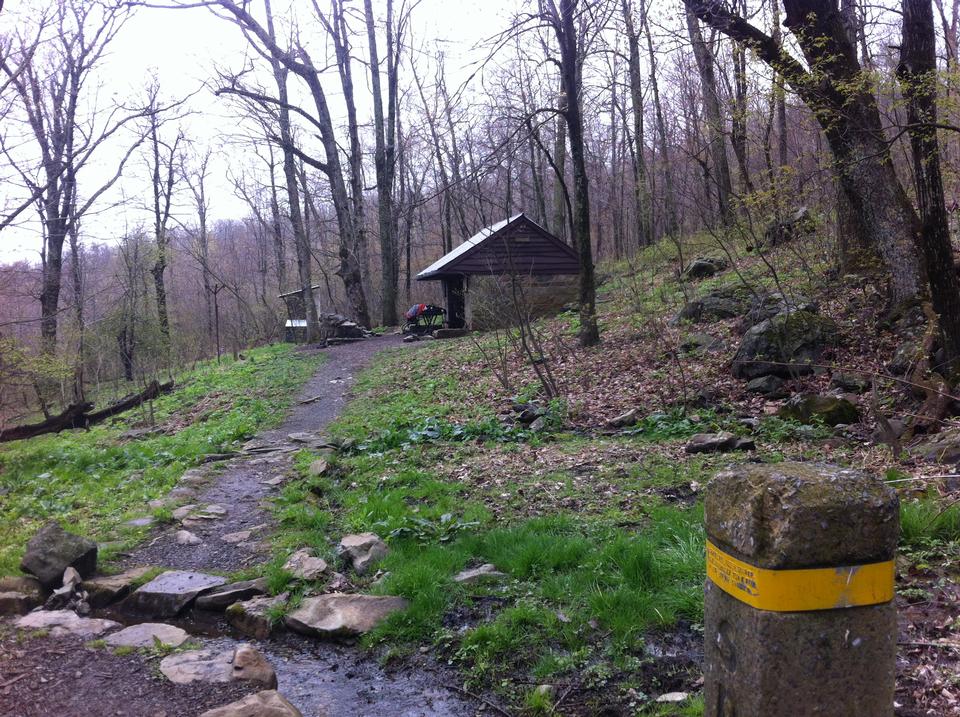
<box><xmin>2</xmin><ymin>336</ymin><xmax>481</xmax><ymax>717</ymax></box>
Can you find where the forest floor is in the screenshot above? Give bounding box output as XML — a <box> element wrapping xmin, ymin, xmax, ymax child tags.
<box><xmin>2</xmin><ymin>234</ymin><xmax>960</xmax><ymax>717</ymax></box>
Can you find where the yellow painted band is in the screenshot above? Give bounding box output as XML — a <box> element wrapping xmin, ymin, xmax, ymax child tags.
<box><xmin>706</xmin><ymin>540</ymin><xmax>895</xmax><ymax>612</ymax></box>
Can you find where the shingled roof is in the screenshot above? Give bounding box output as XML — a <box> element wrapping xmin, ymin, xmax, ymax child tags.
<box><xmin>416</xmin><ymin>213</ymin><xmax>579</xmax><ymax>281</ymax></box>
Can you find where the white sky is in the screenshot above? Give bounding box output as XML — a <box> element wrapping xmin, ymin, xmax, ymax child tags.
<box><xmin>0</xmin><ymin>0</ymin><xmax>515</xmax><ymax>261</ymax></box>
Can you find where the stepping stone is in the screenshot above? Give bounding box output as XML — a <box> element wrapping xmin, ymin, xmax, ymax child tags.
<box><xmin>104</xmin><ymin>622</ymin><xmax>189</xmax><ymax>648</ymax></box>
<box><xmin>161</xmin><ymin>645</ymin><xmax>276</xmax><ymax>687</ymax></box>
<box><xmin>202</xmin><ymin>504</ymin><xmax>228</xmax><ymax>516</ymax></box>
<box><xmin>454</xmin><ymin>564</ymin><xmax>507</xmax><ymax>585</ymax></box>
<box><xmin>125</xmin><ymin>570</ymin><xmax>227</xmax><ymax>617</ymax></box>
<box><xmin>199</xmin><ymin>690</ymin><xmax>302</xmax><ymax>717</ymax></box>
<box><xmin>172</xmin><ymin>505</ymin><xmax>198</xmax><ymax>521</ymax></box>
<box><xmin>179</xmin><ymin>469</ymin><xmax>207</xmax><ymax>486</ymax></box>
<box><xmin>285</xmin><ymin>593</ymin><xmax>408</xmax><ymax>638</ymax></box>
<box><xmin>287</xmin><ymin>432</ymin><xmax>315</xmax><ymax>443</ymax></box>
<box><xmin>176</xmin><ymin>530</ymin><xmax>202</xmax><ymax>546</ymax></box>
<box><xmin>81</xmin><ymin>567</ymin><xmax>153</xmax><ymax>609</ymax></box>
<box><xmin>262</xmin><ymin>476</ymin><xmax>285</xmax><ymax>486</ymax></box>
<box><xmin>226</xmin><ymin>593</ymin><xmax>287</xmax><ymax>639</ymax></box>
<box><xmin>337</xmin><ymin>533</ymin><xmax>388</xmax><ymax>575</ymax></box>
<box><xmin>15</xmin><ymin>610</ymin><xmax>120</xmax><ymax>638</ymax></box>
<box><xmin>20</xmin><ymin>522</ymin><xmax>98</xmax><ymax>589</ymax></box>
<box><xmin>283</xmin><ymin>549</ymin><xmax>328</xmax><ymax>580</ymax></box>
<box><xmin>222</xmin><ymin>530</ymin><xmax>252</xmax><ymax>544</ymax></box>
<box><xmin>125</xmin><ymin>517</ymin><xmax>154</xmax><ymax>528</ymax></box>
<box><xmin>195</xmin><ymin>578</ymin><xmax>268</xmax><ymax>611</ymax></box>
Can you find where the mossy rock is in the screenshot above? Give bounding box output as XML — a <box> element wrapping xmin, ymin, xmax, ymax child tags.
<box><xmin>777</xmin><ymin>393</ymin><xmax>860</xmax><ymax>426</ymax></box>
<box><xmin>732</xmin><ymin>310</ymin><xmax>838</xmax><ymax>379</ymax></box>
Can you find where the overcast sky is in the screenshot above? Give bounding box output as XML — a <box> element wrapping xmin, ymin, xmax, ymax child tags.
<box><xmin>0</xmin><ymin>0</ymin><xmax>516</xmax><ymax>261</ymax></box>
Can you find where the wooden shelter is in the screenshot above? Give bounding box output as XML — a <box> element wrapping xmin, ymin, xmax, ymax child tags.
<box><xmin>416</xmin><ymin>214</ymin><xmax>580</xmax><ymax>328</ymax></box>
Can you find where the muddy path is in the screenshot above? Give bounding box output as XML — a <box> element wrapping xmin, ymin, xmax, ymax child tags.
<box><xmin>2</xmin><ymin>336</ymin><xmax>482</xmax><ymax>717</ymax></box>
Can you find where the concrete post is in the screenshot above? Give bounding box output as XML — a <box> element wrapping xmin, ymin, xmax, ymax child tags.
<box><xmin>704</xmin><ymin>462</ymin><xmax>899</xmax><ymax>717</ymax></box>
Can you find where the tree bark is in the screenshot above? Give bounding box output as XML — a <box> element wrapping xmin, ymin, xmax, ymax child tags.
<box><xmin>899</xmin><ymin>0</ymin><xmax>960</xmax><ymax>381</ymax></box>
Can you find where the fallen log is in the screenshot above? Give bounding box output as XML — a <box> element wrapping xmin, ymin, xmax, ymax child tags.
<box><xmin>0</xmin><ymin>401</ymin><xmax>94</xmax><ymax>442</ymax></box>
<box><xmin>0</xmin><ymin>380</ymin><xmax>175</xmax><ymax>443</ymax></box>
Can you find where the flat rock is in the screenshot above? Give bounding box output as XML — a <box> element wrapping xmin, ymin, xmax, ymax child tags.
<box><xmin>262</xmin><ymin>475</ymin><xmax>285</xmax><ymax>486</ymax></box>
<box><xmin>287</xmin><ymin>432</ymin><xmax>316</xmax><ymax>443</ymax></box>
<box><xmin>161</xmin><ymin>645</ymin><xmax>276</xmax><ymax>687</ymax></box>
<box><xmin>337</xmin><ymin>533</ymin><xmax>388</xmax><ymax>575</ymax></box>
<box><xmin>172</xmin><ymin>504</ymin><xmax>198</xmax><ymax>521</ymax></box>
<box><xmin>201</xmin><ymin>504</ymin><xmax>227</xmax><ymax>516</ymax></box>
<box><xmin>285</xmin><ymin>593</ymin><xmax>408</xmax><ymax>638</ymax></box>
<box><xmin>777</xmin><ymin>393</ymin><xmax>860</xmax><ymax>426</ymax></box>
<box><xmin>199</xmin><ymin>690</ymin><xmax>302</xmax><ymax>717</ymax></box>
<box><xmin>125</xmin><ymin>517</ymin><xmax>154</xmax><ymax>528</ymax></box>
<box><xmin>284</xmin><ymin>549</ymin><xmax>329</xmax><ymax>580</ymax></box>
<box><xmin>176</xmin><ymin>530</ymin><xmax>202</xmax><ymax>546</ymax></box>
<box><xmin>745</xmin><ymin>375</ymin><xmax>788</xmax><ymax>399</ymax></box>
<box><xmin>607</xmin><ymin>409</ymin><xmax>639</xmax><ymax>429</ymax></box>
<box><xmin>125</xmin><ymin>570</ymin><xmax>227</xmax><ymax>617</ymax></box>
<box><xmin>308</xmin><ymin>459</ymin><xmax>329</xmax><ymax>477</ymax></box>
<box><xmin>15</xmin><ymin>610</ymin><xmax>120</xmax><ymax>638</ymax></box>
<box><xmin>81</xmin><ymin>567</ymin><xmax>153</xmax><ymax>609</ymax></box>
<box><xmin>179</xmin><ymin>469</ymin><xmax>207</xmax><ymax>486</ymax></box>
<box><xmin>104</xmin><ymin>622</ymin><xmax>190</xmax><ymax>648</ymax></box>
<box><xmin>226</xmin><ymin>593</ymin><xmax>286</xmax><ymax>640</ymax></box>
<box><xmin>454</xmin><ymin>564</ymin><xmax>507</xmax><ymax>584</ymax></box>
<box><xmin>20</xmin><ymin>522</ymin><xmax>98</xmax><ymax>589</ymax></box>
<box><xmin>685</xmin><ymin>432</ymin><xmax>755</xmax><ymax>454</ymax></box>
<box><xmin>0</xmin><ymin>591</ymin><xmax>41</xmax><ymax>615</ymax></box>
<box><xmin>196</xmin><ymin>578</ymin><xmax>268</xmax><ymax>611</ymax></box>
<box><xmin>222</xmin><ymin>530</ymin><xmax>252</xmax><ymax>544</ymax></box>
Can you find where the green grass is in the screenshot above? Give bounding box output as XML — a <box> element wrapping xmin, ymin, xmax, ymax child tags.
<box><xmin>900</xmin><ymin>497</ymin><xmax>960</xmax><ymax>549</ymax></box>
<box><xmin>267</xmin><ymin>343</ymin><xmax>706</xmax><ymax>710</ymax></box>
<box><xmin>0</xmin><ymin>343</ymin><xmax>323</xmax><ymax>575</ymax></box>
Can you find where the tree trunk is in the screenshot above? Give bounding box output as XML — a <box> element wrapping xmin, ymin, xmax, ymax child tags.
<box><xmin>685</xmin><ymin>7</ymin><xmax>734</xmax><ymax>224</ymax></box>
<box><xmin>899</xmin><ymin>0</ymin><xmax>960</xmax><ymax>381</ymax></box>
<box><xmin>621</xmin><ymin>0</ymin><xmax>653</xmax><ymax>246</ymax></box>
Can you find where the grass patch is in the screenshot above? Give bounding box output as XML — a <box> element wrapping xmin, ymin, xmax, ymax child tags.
<box><xmin>0</xmin><ymin>344</ymin><xmax>323</xmax><ymax>575</ymax></box>
<box><xmin>267</xmin><ymin>344</ymin><xmax>707</xmax><ymax>710</ymax></box>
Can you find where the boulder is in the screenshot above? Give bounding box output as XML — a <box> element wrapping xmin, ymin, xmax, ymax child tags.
<box><xmin>172</xmin><ymin>505</ymin><xmax>198</xmax><ymax>521</ymax></box>
<box><xmin>81</xmin><ymin>567</ymin><xmax>153</xmax><ymax>609</ymax></box>
<box><xmin>685</xmin><ymin>432</ymin><xmax>756</xmax><ymax>454</ymax></box>
<box><xmin>199</xmin><ymin>690</ymin><xmax>302</xmax><ymax>717</ymax></box>
<box><xmin>739</xmin><ymin>292</ymin><xmax>817</xmax><ymax>331</ymax></box>
<box><xmin>15</xmin><ymin>610</ymin><xmax>120</xmax><ymax>638</ymax></box>
<box><xmin>831</xmin><ymin>373</ymin><xmax>869</xmax><ymax>394</ymax></box>
<box><xmin>161</xmin><ymin>645</ymin><xmax>276</xmax><ymax>687</ymax></box>
<box><xmin>0</xmin><ymin>591</ymin><xmax>41</xmax><ymax>615</ymax></box>
<box><xmin>283</xmin><ymin>549</ymin><xmax>329</xmax><ymax>581</ymax></box>
<box><xmin>103</xmin><ymin>622</ymin><xmax>190</xmax><ymax>649</ymax></box>
<box><xmin>454</xmin><ymin>564</ymin><xmax>507</xmax><ymax>585</ymax></box>
<box><xmin>682</xmin><ymin>257</ymin><xmax>728</xmax><ymax>280</ymax></box>
<box><xmin>285</xmin><ymin>593</ymin><xmax>408</xmax><ymax>638</ymax></box>
<box><xmin>732</xmin><ymin>311</ymin><xmax>838</xmax><ymax>379</ymax></box>
<box><xmin>337</xmin><ymin>534</ymin><xmax>388</xmax><ymax>575</ymax></box>
<box><xmin>777</xmin><ymin>394</ymin><xmax>860</xmax><ymax>426</ymax></box>
<box><xmin>887</xmin><ymin>342</ymin><xmax>920</xmax><ymax>376</ymax></box>
<box><xmin>680</xmin><ymin>332</ymin><xmax>720</xmax><ymax>353</ymax></box>
<box><xmin>195</xmin><ymin>578</ymin><xmax>268</xmax><ymax>611</ymax></box>
<box><xmin>914</xmin><ymin>428</ymin><xmax>960</xmax><ymax>464</ymax></box>
<box><xmin>20</xmin><ymin>522</ymin><xmax>98</xmax><ymax>589</ymax></box>
<box><xmin>226</xmin><ymin>593</ymin><xmax>287</xmax><ymax>640</ymax></box>
<box><xmin>124</xmin><ymin>570</ymin><xmax>227</xmax><ymax>617</ymax></box>
<box><xmin>676</xmin><ymin>289</ymin><xmax>748</xmax><ymax>324</ymax></box>
<box><xmin>745</xmin><ymin>375</ymin><xmax>788</xmax><ymax>399</ymax></box>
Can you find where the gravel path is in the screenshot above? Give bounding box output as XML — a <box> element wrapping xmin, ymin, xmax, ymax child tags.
<box><xmin>3</xmin><ymin>336</ymin><xmax>482</xmax><ymax>717</ymax></box>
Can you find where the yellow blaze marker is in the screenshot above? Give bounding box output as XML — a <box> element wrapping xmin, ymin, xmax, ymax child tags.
<box><xmin>706</xmin><ymin>540</ymin><xmax>895</xmax><ymax>612</ymax></box>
